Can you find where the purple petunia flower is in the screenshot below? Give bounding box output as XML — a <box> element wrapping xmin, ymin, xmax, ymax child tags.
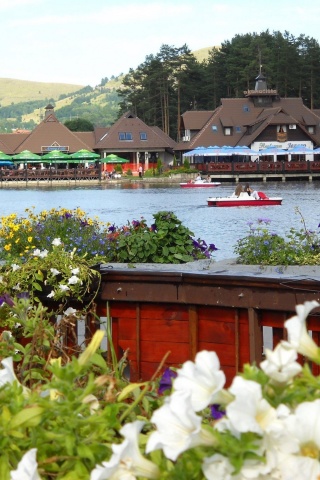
<box><xmin>0</xmin><ymin>294</ymin><xmax>14</xmax><ymax>307</ymax></box>
<box><xmin>210</xmin><ymin>403</ymin><xmax>226</xmax><ymax>420</ymax></box>
<box><xmin>158</xmin><ymin>368</ymin><xmax>177</xmax><ymax>394</ymax></box>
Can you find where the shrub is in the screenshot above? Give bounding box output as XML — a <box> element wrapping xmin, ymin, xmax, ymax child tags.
<box><xmin>0</xmin><ymin>208</ymin><xmax>217</xmax><ymax>266</ymax></box>
<box><xmin>234</xmin><ymin>210</ymin><xmax>320</xmax><ymax>266</ymax></box>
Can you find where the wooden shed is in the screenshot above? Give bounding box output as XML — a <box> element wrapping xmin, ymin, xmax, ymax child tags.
<box><xmin>95</xmin><ymin>261</ymin><xmax>320</xmax><ymax>385</ymax></box>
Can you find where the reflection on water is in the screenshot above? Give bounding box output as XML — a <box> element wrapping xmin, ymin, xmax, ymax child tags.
<box><xmin>0</xmin><ymin>181</ymin><xmax>319</xmax><ymax>261</ymax></box>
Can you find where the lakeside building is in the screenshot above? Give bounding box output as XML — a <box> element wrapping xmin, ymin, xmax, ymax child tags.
<box><xmin>175</xmin><ymin>71</ymin><xmax>320</xmax><ymax>164</ymax></box>
<box><xmin>0</xmin><ymin>106</ymin><xmax>177</xmax><ymax>173</ymax></box>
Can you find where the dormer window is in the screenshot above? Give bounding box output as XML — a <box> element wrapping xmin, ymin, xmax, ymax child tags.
<box><xmin>211</xmin><ymin>125</ymin><xmax>218</xmax><ymax>132</ymax></box>
<box><xmin>119</xmin><ymin>132</ymin><xmax>132</xmax><ymax>141</ymax></box>
<box><xmin>224</xmin><ymin>127</ymin><xmax>232</xmax><ymax>136</ymax></box>
<box><xmin>308</xmin><ymin>126</ymin><xmax>315</xmax><ymax>134</ymax></box>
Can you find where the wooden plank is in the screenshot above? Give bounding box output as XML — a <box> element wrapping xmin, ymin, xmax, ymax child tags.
<box><xmin>248</xmin><ymin>308</ymin><xmax>263</xmax><ymax>364</ymax></box>
<box><xmin>100</xmin><ymin>282</ymin><xmax>178</xmax><ymax>303</ymax></box>
<box><xmin>140</xmin><ymin>304</ymin><xmax>189</xmax><ymax>321</ymax></box>
<box><xmin>197</xmin><ymin>342</ymin><xmax>236</xmax><ymax>366</ymax></box>
<box><xmin>198</xmin><ymin>319</ymin><xmax>235</xmax><ymax>344</ymax></box>
<box><xmin>139</xmin><ymin>340</ymin><xmax>189</xmax><ymax>363</ymax></box>
<box><xmin>136</xmin><ymin>303</ymin><xmax>140</xmax><ymax>379</ymax></box>
<box><xmin>235</xmin><ymin>309</ymin><xmax>239</xmax><ymax>373</ymax></box>
<box><xmin>140</xmin><ymin>318</ymin><xmax>189</xmax><ymax>343</ymax></box>
<box><xmin>189</xmin><ymin>306</ymin><xmax>198</xmax><ymax>360</ymax></box>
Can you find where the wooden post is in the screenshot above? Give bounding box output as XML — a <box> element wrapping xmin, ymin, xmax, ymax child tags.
<box><xmin>188</xmin><ymin>305</ymin><xmax>198</xmax><ymax>360</ymax></box>
<box><xmin>248</xmin><ymin>307</ymin><xmax>263</xmax><ymax>365</ymax></box>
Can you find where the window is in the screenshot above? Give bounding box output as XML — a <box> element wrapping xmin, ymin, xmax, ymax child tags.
<box><xmin>118</xmin><ymin>132</ymin><xmax>133</xmax><ymax>141</ymax></box>
<box><xmin>224</xmin><ymin>127</ymin><xmax>231</xmax><ymax>136</ymax></box>
<box><xmin>211</xmin><ymin>125</ymin><xmax>218</xmax><ymax>132</ymax></box>
<box><xmin>235</xmin><ymin>126</ymin><xmax>241</xmax><ymax>133</ymax></box>
<box><xmin>140</xmin><ymin>132</ymin><xmax>147</xmax><ymax>140</ymax></box>
<box><xmin>308</xmin><ymin>126</ymin><xmax>315</xmax><ymax>134</ymax></box>
<box><xmin>243</xmin><ymin>105</ymin><xmax>250</xmax><ymax>112</ymax></box>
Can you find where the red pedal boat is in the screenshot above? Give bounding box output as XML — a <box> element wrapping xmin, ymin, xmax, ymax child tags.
<box><xmin>207</xmin><ymin>191</ymin><xmax>282</xmax><ymax>207</ymax></box>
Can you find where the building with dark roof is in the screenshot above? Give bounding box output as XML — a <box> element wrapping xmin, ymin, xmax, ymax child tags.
<box><xmin>0</xmin><ymin>106</ymin><xmax>177</xmax><ymax>171</ymax></box>
<box><xmin>176</xmin><ymin>71</ymin><xmax>320</xmax><ymax>162</ymax></box>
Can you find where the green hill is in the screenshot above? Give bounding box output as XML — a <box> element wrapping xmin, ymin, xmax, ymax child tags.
<box><xmin>0</xmin><ymin>47</ymin><xmax>213</xmax><ymax>132</ymax></box>
<box><xmin>0</xmin><ymin>78</ymin><xmax>84</xmax><ymax>107</ymax></box>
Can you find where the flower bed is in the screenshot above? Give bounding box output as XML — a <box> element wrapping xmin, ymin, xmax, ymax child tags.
<box><xmin>0</xmin><ymin>300</ymin><xmax>320</xmax><ymax>479</ymax></box>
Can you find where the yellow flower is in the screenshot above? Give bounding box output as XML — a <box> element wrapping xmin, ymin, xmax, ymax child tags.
<box><xmin>15</xmin><ymin>238</ymin><xmax>20</xmax><ymax>244</ymax></box>
<box><xmin>4</xmin><ymin>244</ymin><xmax>11</xmax><ymax>251</ymax></box>
<box><xmin>27</xmin><ymin>237</ymin><xmax>33</xmax><ymax>243</ymax></box>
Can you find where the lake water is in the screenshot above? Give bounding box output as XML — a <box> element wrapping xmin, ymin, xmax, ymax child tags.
<box><xmin>0</xmin><ymin>181</ymin><xmax>318</xmax><ymax>261</ymax></box>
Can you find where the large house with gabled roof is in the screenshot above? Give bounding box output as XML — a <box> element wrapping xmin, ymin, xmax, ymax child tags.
<box><xmin>0</xmin><ymin>106</ymin><xmax>177</xmax><ymax>171</ymax></box>
<box><xmin>175</xmin><ymin>72</ymin><xmax>320</xmax><ymax>161</ymax></box>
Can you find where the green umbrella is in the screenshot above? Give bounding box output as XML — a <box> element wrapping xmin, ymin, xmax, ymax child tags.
<box><xmin>70</xmin><ymin>149</ymin><xmax>100</xmax><ymax>160</ymax></box>
<box><xmin>12</xmin><ymin>150</ymin><xmax>41</xmax><ymax>161</ymax></box>
<box><xmin>41</xmin><ymin>150</ymin><xmax>70</xmax><ymax>161</ymax></box>
<box><xmin>0</xmin><ymin>151</ymin><xmax>13</xmax><ymax>161</ymax></box>
<box><xmin>102</xmin><ymin>154</ymin><xmax>129</xmax><ymax>164</ymax></box>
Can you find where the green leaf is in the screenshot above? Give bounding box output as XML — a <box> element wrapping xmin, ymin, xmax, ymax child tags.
<box><xmin>10</xmin><ymin>406</ymin><xmax>43</xmax><ymax>429</ymax></box>
<box><xmin>118</xmin><ymin>382</ymin><xmax>147</xmax><ymax>401</ymax></box>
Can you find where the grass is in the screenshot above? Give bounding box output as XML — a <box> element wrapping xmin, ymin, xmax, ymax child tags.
<box><xmin>0</xmin><ymin>78</ymin><xmax>84</xmax><ymax>107</ymax></box>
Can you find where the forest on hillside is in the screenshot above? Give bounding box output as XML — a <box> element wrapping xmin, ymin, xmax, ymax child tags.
<box><xmin>118</xmin><ymin>30</ymin><xmax>320</xmax><ymax>140</ymax></box>
<box><xmin>1</xmin><ymin>30</ymin><xmax>320</xmax><ymax>139</ymax></box>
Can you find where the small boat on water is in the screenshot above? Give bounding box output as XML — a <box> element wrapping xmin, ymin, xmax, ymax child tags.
<box><xmin>207</xmin><ymin>191</ymin><xmax>282</xmax><ymax>207</ymax></box>
<box><xmin>180</xmin><ymin>180</ymin><xmax>221</xmax><ymax>188</ymax></box>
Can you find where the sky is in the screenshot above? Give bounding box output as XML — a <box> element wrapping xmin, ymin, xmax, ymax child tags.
<box><xmin>1</xmin><ymin>0</ymin><xmax>320</xmax><ymax>87</ymax></box>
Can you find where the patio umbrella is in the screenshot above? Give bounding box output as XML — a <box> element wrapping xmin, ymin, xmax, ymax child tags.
<box><xmin>232</xmin><ymin>146</ymin><xmax>261</xmax><ymax>156</ymax></box>
<box><xmin>259</xmin><ymin>146</ymin><xmax>287</xmax><ymax>155</ymax></box>
<box><xmin>70</xmin><ymin>149</ymin><xmax>100</xmax><ymax>160</ymax></box>
<box><xmin>183</xmin><ymin>147</ymin><xmax>208</xmax><ymax>157</ymax></box>
<box><xmin>12</xmin><ymin>150</ymin><xmax>41</xmax><ymax>162</ymax></box>
<box><xmin>0</xmin><ymin>151</ymin><xmax>13</xmax><ymax>161</ymax></box>
<box><xmin>102</xmin><ymin>154</ymin><xmax>129</xmax><ymax>164</ymax></box>
<box><xmin>41</xmin><ymin>150</ymin><xmax>70</xmax><ymax>161</ymax></box>
<box><xmin>287</xmin><ymin>145</ymin><xmax>314</xmax><ymax>155</ymax></box>
<box><xmin>0</xmin><ymin>160</ymin><xmax>14</xmax><ymax>167</ymax></box>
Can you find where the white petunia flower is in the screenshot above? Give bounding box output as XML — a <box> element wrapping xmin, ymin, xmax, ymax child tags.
<box><xmin>10</xmin><ymin>448</ymin><xmax>41</xmax><ymax>480</ymax></box>
<box><xmin>71</xmin><ymin>267</ymin><xmax>80</xmax><ymax>275</ymax></box>
<box><xmin>39</xmin><ymin>249</ymin><xmax>48</xmax><ymax>258</ymax></box>
<box><xmin>59</xmin><ymin>285</ymin><xmax>70</xmax><ymax>292</ymax></box>
<box><xmin>50</xmin><ymin>268</ymin><xmax>60</xmax><ymax>276</ymax></box>
<box><xmin>47</xmin><ymin>291</ymin><xmax>55</xmax><ymax>298</ymax></box>
<box><xmin>64</xmin><ymin>307</ymin><xmax>77</xmax><ymax>316</ymax></box>
<box><xmin>272</xmin><ymin>399</ymin><xmax>320</xmax><ymax>480</ymax></box>
<box><xmin>68</xmin><ymin>275</ymin><xmax>80</xmax><ymax>285</ymax></box>
<box><xmin>90</xmin><ymin>420</ymin><xmax>159</xmax><ymax>480</ymax></box>
<box><xmin>173</xmin><ymin>350</ymin><xmax>226</xmax><ymax>411</ymax></box>
<box><xmin>32</xmin><ymin>249</ymin><xmax>41</xmax><ymax>257</ymax></box>
<box><xmin>11</xmin><ymin>264</ymin><xmax>20</xmax><ymax>272</ymax></box>
<box><xmin>217</xmin><ymin>376</ymin><xmax>276</xmax><ymax>436</ymax></box>
<box><xmin>202</xmin><ymin>453</ymin><xmax>235</xmax><ymax>480</ymax></box>
<box><xmin>0</xmin><ymin>357</ymin><xmax>19</xmax><ymax>387</ymax></box>
<box><xmin>260</xmin><ymin>342</ymin><xmax>302</xmax><ymax>385</ymax></box>
<box><xmin>52</xmin><ymin>238</ymin><xmax>62</xmax><ymax>246</ymax></box>
<box><xmin>284</xmin><ymin>301</ymin><xmax>320</xmax><ymax>362</ymax></box>
<box><xmin>146</xmin><ymin>390</ymin><xmax>216</xmax><ymax>461</ymax></box>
